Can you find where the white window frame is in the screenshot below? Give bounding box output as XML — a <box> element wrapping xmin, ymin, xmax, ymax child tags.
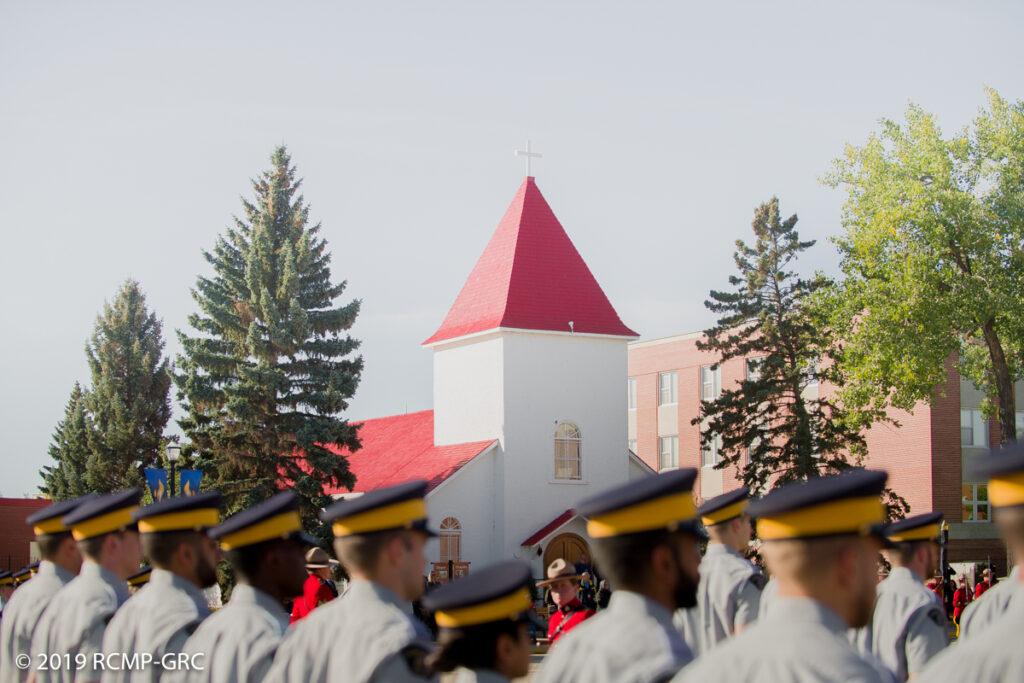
<box><xmin>439</xmin><ymin>517</ymin><xmax>462</xmax><ymax>562</ymax></box>
<box><xmin>962</xmin><ymin>484</ymin><xmax>990</xmax><ymax>523</ymax></box>
<box><xmin>961</xmin><ymin>409</ymin><xmax>989</xmax><ymax>448</ymax></box>
<box><xmin>627</xmin><ymin>377</ymin><xmax>637</xmax><ymax>411</ymax></box>
<box><xmin>554</xmin><ymin>422</ymin><xmax>582</xmax><ymax>480</ymax></box>
<box><xmin>658</xmin><ymin>371</ymin><xmax>677</xmax><ymax>406</ymax></box>
<box><xmin>701</xmin><ymin>431</ymin><xmax>722</xmax><ymax>468</ymax></box>
<box><xmin>745</xmin><ymin>357</ymin><xmax>765</xmax><ymax>382</ymax></box>
<box><xmin>804</xmin><ymin>360</ymin><xmax>819</xmax><ymax>388</ymax></box>
<box><xmin>700</xmin><ymin>365</ymin><xmax>721</xmax><ymax>401</ymax></box>
<box><xmin>628</xmin><ymin>439</ymin><xmax>637</xmax><ymax>454</ymax></box>
<box><xmin>659</xmin><ymin>435</ymin><xmax>678</xmax><ymax>471</ymax></box>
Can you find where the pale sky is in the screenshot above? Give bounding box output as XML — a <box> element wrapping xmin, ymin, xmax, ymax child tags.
<box><xmin>2</xmin><ymin>2</ymin><xmax>1021</xmax><ymax>497</ymax></box>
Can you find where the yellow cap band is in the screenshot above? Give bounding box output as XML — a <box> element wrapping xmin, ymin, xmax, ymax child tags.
<box><xmin>888</xmin><ymin>523</ymin><xmax>941</xmax><ymax>543</ymax></box>
<box><xmin>0</xmin><ymin>576</ymin><xmax>12</xmax><ymax>585</ymax></box>
<box><xmin>332</xmin><ymin>498</ymin><xmax>427</xmax><ymax>537</ymax></box>
<box><xmin>137</xmin><ymin>508</ymin><xmax>220</xmax><ymax>534</ymax></box>
<box><xmin>701</xmin><ymin>499</ymin><xmax>749</xmax><ymax>527</ymax></box>
<box><xmin>71</xmin><ymin>507</ymin><xmax>138</xmax><ymax>541</ymax></box>
<box><xmin>219</xmin><ymin>511</ymin><xmax>302</xmax><ymax>550</ymax></box>
<box><xmin>127</xmin><ymin>571</ymin><xmax>151</xmax><ymax>586</ymax></box>
<box><xmin>34</xmin><ymin>518</ymin><xmax>69</xmax><ymax>535</ymax></box>
<box><xmin>434</xmin><ymin>587</ymin><xmax>532</xmax><ymax>628</ymax></box>
<box><xmin>586</xmin><ymin>492</ymin><xmax>697</xmax><ymax>539</ymax></box>
<box><xmin>756</xmin><ymin>496</ymin><xmax>884</xmax><ymax>541</ymax></box>
<box><xmin>989</xmin><ymin>470</ymin><xmax>1024</xmax><ymax>508</ymax></box>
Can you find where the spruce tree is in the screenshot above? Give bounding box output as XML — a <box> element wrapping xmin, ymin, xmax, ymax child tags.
<box><xmin>39</xmin><ymin>383</ymin><xmax>94</xmax><ymax>500</ymax></box>
<box><xmin>84</xmin><ymin>280</ymin><xmax>172</xmax><ymax>492</ymax></box>
<box><xmin>696</xmin><ymin>198</ymin><xmax>907</xmax><ymax>516</ymax></box>
<box><xmin>176</xmin><ymin>146</ymin><xmax>362</xmax><ymax>539</ymax></box>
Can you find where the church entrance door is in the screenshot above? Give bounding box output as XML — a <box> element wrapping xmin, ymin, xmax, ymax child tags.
<box><xmin>543</xmin><ymin>533</ymin><xmax>590</xmax><ymax>571</ymax></box>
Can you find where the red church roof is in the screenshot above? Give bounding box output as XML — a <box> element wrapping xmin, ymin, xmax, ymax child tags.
<box><xmin>322</xmin><ymin>410</ymin><xmax>496</xmax><ymax>495</ymax></box>
<box><xmin>424</xmin><ymin>177</ymin><xmax>638</xmax><ymax>345</ymax></box>
<box><xmin>521</xmin><ymin>508</ymin><xmax>578</xmax><ymax>546</ymax></box>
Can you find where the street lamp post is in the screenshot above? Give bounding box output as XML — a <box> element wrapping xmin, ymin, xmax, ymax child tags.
<box><xmin>166</xmin><ymin>445</ymin><xmax>181</xmax><ymax>498</ymax></box>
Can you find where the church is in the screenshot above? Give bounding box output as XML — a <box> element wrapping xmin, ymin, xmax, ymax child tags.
<box><xmin>323</xmin><ymin>175</ymin><xmax>653</xmax><ymax>581</ymax></box>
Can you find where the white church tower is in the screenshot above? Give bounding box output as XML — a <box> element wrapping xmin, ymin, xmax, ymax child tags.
<box><xmin>422</xmin><ymin>176</ymin><xmax>644</xmax><ymax>575</ymax></box>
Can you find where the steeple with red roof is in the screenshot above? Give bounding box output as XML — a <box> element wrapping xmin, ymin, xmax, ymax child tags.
<box><xmin>423</xmin><ymin>177</ymin><xmax>637</xmax><ymax>346</ymax></box>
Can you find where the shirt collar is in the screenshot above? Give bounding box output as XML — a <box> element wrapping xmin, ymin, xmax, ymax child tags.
<box><xmin>705</xmin><ymin>542</ymin><xmax>744</xmax><ymax>559</ymax></box>
<box><xmin>230</xmin><ymin>583</ymin><xmax>290</xmax><ymax>630</ymax></box>
<box><xmin>764</xmin><ymin>596</ymin><xmax>849</xmax><ymax>634</ymax></box>
<box><xmin>150</xmin><ymin>567</ymin><xmax>211</xmax><ymax>613</ymax></box>
<box><xmin>348</xmin><ymin>579</ymin><xmax>408</xmax><ymax>611</ymax></box>
<box><xmin>888</xmin><ymin>566</ymin><xmax>923</xmax><ymax>584</ymax></box>
<box><xmin>80</xmin><ymin>560</ymin><xmax>131</xmax><ymax>604</ymax></box>
<box><xmin>606</xmin><ymin>590</ymin><xmax>676</xmax><ymax>628</ymax></box>
<box><xmin>38</xmin><ymin>560</ymin><xmax>75</xmax><ymax>584</ymax></box>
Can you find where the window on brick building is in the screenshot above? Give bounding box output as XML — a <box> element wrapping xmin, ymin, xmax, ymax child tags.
<box><xmin>554</xmin><ymin>422</ymin><xmax>582</xmax><ymax>480</ymax></box>
<box><xmin>962</xmin><ymin>484</ymin><xmax>990</xmax><ymax>522</ymax></box>
<box><xmin>701</xmin><ymin>431</ymin><xmax>722</xmax><ymax>468</ymax></box>
<box><xmin>961</xmin><ymin>410</ymin><xmax>989</xmax><ymax>447</ymax></box>
<box><xmin>659</xmin><ymin>436</ymin><xmax>678</xmax><ymax>471</ymax></box>
<box><xmin>628</xmin><ymin>377</ymin><xmax>637</xmax><ymax>411</ymax></box>
<box><xmin>745</xmin><ymin>357</ymin><xmax>765</xmax><ymax>382</ymax></box>
<box><xmin>1017</xmin><ymin>411</ymin><xmax>1024</xmax><ymax>440</ymax></box>
<box><xmin>658</xmin><ymin>371</ymin><xmax>677</xmax><ymax>405</ymax></box>
<box><xmin>804</xmin><ymin>360</ymin><xmax>819</xmax><ymax>388</ymax></box>
<box><xmin>440</xmin><ymin>517</ymin><xmax>462</xmax><ymax>562</ymax></box>
<box><xmin>700</xmin><ymin>365</ymin><xmax>721</xmax><ymax>401</ymax></box>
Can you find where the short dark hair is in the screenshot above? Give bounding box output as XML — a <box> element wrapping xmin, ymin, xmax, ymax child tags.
<box><xmin>142</xmin><ymin>530</ymin><xmax>203</xmax><ymax>569</ymax></box>
<box><xmin>892</xmin><ymin>541</ymin><xmax>930</xmax><ymax>567</ymax></box>
<box><xmin>334</xmin><ymin>529</ymin><xmax>408</xmax><ymax>574</ymax></box>
<box><xmin>78</xmin><ymin>530</ymin><xmax>128</xmax><ymax>561</ymax></box>
<box><xmin>225</xmin><ymin>539</ymin><xmax>290</xmax><ymax>583</ymax></box>
<box><xmin>426</xmin><ymin>619</ymin><xmax>521</xmax><ymax>673</ymax></box>
<box><xmin>38</xmin><ymin>532</ymin><xmax>73</xmax><ymax>560</ymax></box>
<box><xmin>591</xmin><ymin>529</ymin><xmax>676</xmax><ymax>590</ymax></box>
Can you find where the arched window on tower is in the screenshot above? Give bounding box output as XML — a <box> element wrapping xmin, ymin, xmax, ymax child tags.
<box><xmin>440</xmin><ymin>517</ymin><xmax>461</xmax><ymax>562</ymax></box>
<box><xmin>554</xmin><ymin>422</ymin><xmax>582</xmax><ymax>480</ymax></box>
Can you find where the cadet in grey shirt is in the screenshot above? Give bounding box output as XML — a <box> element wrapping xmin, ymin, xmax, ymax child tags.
<box><xmin>101</xmin><ymin>492</ymin><xmax>222</xmax><ymax>683</ymax></box>
<box><xmin>535</xmin><ymin>469</ymin><xmax>702</xmax><ymax>683</ymax></box>
<box><xmin>0</xmin><ymin>495</ymin><xmax>92</xmax><ymax>683</ymax></box>
<box><xmin>958</xmin><ymin>565</ymin><xmax>1019</xmax><ymax>640</ymax></box>
<box><xmin>168</xmin><ymin>492</ymin><xmax>310</xmax><ymax>683</ymax></box>
<box><xmin>674</xmin><ymin>487</ymin><xmax>764</xmax><ymax>655</ymax></box>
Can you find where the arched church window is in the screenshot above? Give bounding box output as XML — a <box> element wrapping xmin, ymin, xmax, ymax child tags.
<box><xmin>554</xmin><ymin>422</ymin><xmax>582</xmax><ymax>480</ymax></box>
<box><xmin>440</xmin><ymin>517</ymin><xmax>461</xmax><ymax>562</ymax></box>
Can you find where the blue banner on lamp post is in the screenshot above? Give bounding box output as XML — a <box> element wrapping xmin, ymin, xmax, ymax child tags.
<box><xmin>179</xmin><ymin>470</ymin><xmax>203</xmax><ymax>496</ymax></box>
<box><xmin>144</xmin><ymin>468</ymin><xmax>169</xmax><ymax>502</ymax></box>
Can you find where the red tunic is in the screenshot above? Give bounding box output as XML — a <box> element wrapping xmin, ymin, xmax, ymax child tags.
<box><xmin>547</xmin><ymin>598</ymin><xmax>595</xmax><ymax>645</ymax></box>
<box><xmin>290</xmin><ymin>574</ymin><xmax>337</xmax><ymax>623</ymax></box>
<box><xmin>953</xmin><ymin>586</ymin><xmax>971</xmax><ymax>619</ymax></box>
<box><xmin>974</xmin><ymin>580</ymin><xmax>991</xmax><ymax>599</ymax></box>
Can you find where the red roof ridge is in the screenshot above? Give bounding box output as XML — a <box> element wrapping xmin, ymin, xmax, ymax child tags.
<box><xmin>521</xmin><ymin>508</ymin><xmax>578</xmax><ymax>546</ymax></box>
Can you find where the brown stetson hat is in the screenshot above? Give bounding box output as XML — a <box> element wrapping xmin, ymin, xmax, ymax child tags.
<box><xmin>537</xmin><ymin>558</ymin><xmax>582</xmax><ymax>587</ymax></box>
<box><xmin>305</xmin><ymin>547</ymin><xmax>340</xmax><ymax>569</ymax></box>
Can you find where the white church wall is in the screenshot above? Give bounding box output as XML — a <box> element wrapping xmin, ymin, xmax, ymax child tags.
<box><xmin>500</xmin><ymin>331</ymin><xmax>630</xmax><ymax>562</ymax></box>
<box><xmin>424</xmin><ymin>444</ymin><xmax>499</xmax><ymax>573</ymax></box>
<box><xmin>432</xmin><ymin>333</ymin><xmax>505</xmax><ymax>446</ymax></box>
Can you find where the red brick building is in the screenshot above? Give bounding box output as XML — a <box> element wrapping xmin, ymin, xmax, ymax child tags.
<box><xmin>0</xmin><ymin>498</ymin><xmax>51</xmax><ymax>572</ymax></box>
<box><xmin>627</xmin><ymin>331</ymin><xmax>1022</xmax><ymax>574</ymax></box>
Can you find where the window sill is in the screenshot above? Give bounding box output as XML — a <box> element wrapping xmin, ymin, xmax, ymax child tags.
<box><xmin>549</xmin><ymin>479</ymin><xmax>589</xmax><ymax>486</ymax></box>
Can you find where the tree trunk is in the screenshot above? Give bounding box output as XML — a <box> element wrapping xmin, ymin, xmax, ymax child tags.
<box><xmin>981</xmin><ymin>318</ymin><xmax>1018</xmax><ymax>443</ymax></box>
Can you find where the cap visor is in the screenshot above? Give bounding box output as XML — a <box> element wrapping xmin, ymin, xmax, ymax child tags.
<box><xmin>410</xmin><ymin>519</ymin><xmax>438</xmax><ymax>538</ymax></box>
<box><xmin>869</xmin><ymin>524</ymin><xmax>896</xmax><ymax>549</ymax></box>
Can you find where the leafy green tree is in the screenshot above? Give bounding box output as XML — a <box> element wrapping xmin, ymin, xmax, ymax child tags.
<box><xmin>697</xmin><ymin>198</ymin><xmax>908</xmax><ymax>517</ymax></box>
<box><xmin>84</xmin><ymin>280</ymin><xmax>172</xmax><ymax>492</ymax></box>
<box><xmin>825</xmin><ymin>89</ymin><xmax>1024</xmax><ymax>444</ymax></box>
<box><xmin>176</xmin><ymin>146</ymin><xmax>362</xmax><ymax>539</ymax></box>
<box><xmin>39</xmin><ymin>383</ymin><xmax>94</xmax><ymax>500</ymax></box>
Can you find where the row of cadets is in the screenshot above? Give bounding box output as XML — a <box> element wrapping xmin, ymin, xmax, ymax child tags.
<box><xmin>0</xmin><ymin>493</ymin><xmax>97</xmax><ymax>683</ymax></box>
<box><xmin>101</xmin><ymin>491</ymin><xmax>224</xmax><ymax>683</ymax></box>
<box><xmin>917</xmin><ymin>442</ymin><xmax>1024</xmax><ymax>681</ymax></box>
<box><xmin>674</xmin><ymin>486</ymin><xmax>765</xmax><ymax>656</ymax></box>
<box><xmin>32</xmin><ymin>489</ymin><xmax>144</xmax><ymax>683</ymax></box>
<box><xmin>265</xmin><ymin>480</ymin><xmax>438</xmax><ymax>682</ymax></box>
<box><xmin>534</xmin><ymin>468</ymin><xmax>702</xmax><ymax>682</ymax></box>
<box><xmin>168</xmin><ymin>491</ymin><xmax>312</xmax><ymax>683</ymax></box>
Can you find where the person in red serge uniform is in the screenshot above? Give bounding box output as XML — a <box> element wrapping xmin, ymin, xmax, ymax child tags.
<box><xmin>539</xmin><ymin>558</ymin><xmax>595</xmax><ymax>646</ymax></box>
<box><xmin>290</xmin><ymin>547</ymin><xmax>340</xmax><ymax>623</ymax></box>
<box><xmin>974</xmin><ymin>567</ymin><xmax>993</xmax><ymax>599</ymax></box>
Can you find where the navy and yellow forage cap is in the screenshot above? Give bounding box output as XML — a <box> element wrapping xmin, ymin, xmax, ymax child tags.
<box><xmin>126</xmin><ymin>565</ymin><xmax>152</xmax><ymax>587</ymax></box>
<box><xmin>423</xmin><ymin>561</ymin><xmax>544</xmax><ymax>631</ymax></box>
<box><xmin>28</xmin><ymin>562</ymin><xmax>39</xmax><ymax>576</ymax></box>
<box><xmin>26</xmin><ymin>494</ymin><xmax>99</xmax><ymax>536</ymax></box>
<box><xmin>13</xmin><ymin>568</ymin><xmax>31</xmax><ymax>583</ymax></box>
<box><xmin>321</xmin><ymin>480</ymin><xmax>437</xmax><ymax>538</ymax></box>
<box><xmin>63</xmin><ymin>489</ymin><xmax>142</xmax><ymax>541</ymax></box>
<box><xmin>749</xmin><ymin>469</ymin><xmax>889</xmax><ymax>541</ymax></box>
<box><xmin>133</xmin><ymin>491</ymin><xmax>222</xmax><ymax>534</ymax></box>
<box><xmin>885</xmin><ymin>511</ymin><xmax>944</xmax><ymax>544</ymax></box>
<box><xmin>0</xmin><ymin>571</ymin><xmax>12</xmax><ymax>586</ymax></box>
<box><xmin>971</xmin><ymin>441</ymin><xmax>1024</xmax><ymax>509</ymax></box>
<box><xmin>700</xmin><ymin>486</ymin><xmax>751</xmax><ymax>527</ymax></box>
<box><xmin>578</xmin><ymin>468</ymin><xmax>699</xmax><ymax>539</ymax></box>
<box><xmin>211</xmin><ymin>491</ymin><xmax>318</xmax><ymax>550</ymax></box>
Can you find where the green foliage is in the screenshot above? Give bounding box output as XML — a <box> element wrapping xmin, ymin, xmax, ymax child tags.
<box><xmin>83</xmin><ymin>280</ymin><xmax>172</xmax><ymax>492</ymax></box>
<box><xmin>39</xmin><ymin>383</ymin><xmax>94</xmax><ymax>500</ymax></box>
<box><xmin>176</xmin><ymin>146</ymin><xmax>363</xmax><ymax>541</ymax></box>
<box><xmin>696</xmin><ymin>198</ymin><xmax>908</xmax><ymax>518</ymax></box>
<box><xmin>825</xmin><ymin>89</ymin><xmax>1024</xmax><ymax>443</ymax></box>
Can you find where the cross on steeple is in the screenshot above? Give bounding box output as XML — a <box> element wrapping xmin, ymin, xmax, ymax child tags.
<box><xmin>514</xmin><ymin>140</ymin><xmax>542</xmax><ymax>177</ymax></box>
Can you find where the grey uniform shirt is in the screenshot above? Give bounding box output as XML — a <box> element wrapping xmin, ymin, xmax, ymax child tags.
<box><xmin>31</xmin><ymin>562</ymin><xmax>131</xmax><ymax>683</ymax></box>
<box><xmin>866</xmin><ymin>567</ymin><xmax>947</xmax><ymax>680</ymax></box>
<box><xmin>534</xmin><ymin>590</ymin><xmax>694</xmax><ymax>683</ymax></box>
<box><xmin>673</xmin><ymin>544</ymin><xmax>763</xmax><ymax>655</ymax></box>
<box><xmin>758</xmin><ymin>578</ymin><xmax>779</xmax><ymax>620</ymax></box>
<box><xmin>166</xmin><ymin>584</ymin><xmax>288</xmax><ymax>683</ymax></box>
<box><xmin>0</xmin><ymin>561</ymin><xmax>76</xmax><ymax>683</ymax></box>
<box><xmin>674</xmin><ymin>596</ymin><xmax>896</xmax><ymax>683</ymax></box>
<box><xmin>264</xmin><ymin>579</ymin><xmax>435</xmax><ymax>683</ymax></box>
<box><xmin>917</xmin><ymin>582</ymin><xmax>1024</xmax><ymax>682</ymax></box>
<box><xmin>451</xmin><ymin>669</ymin><xmax>508</xmax><ymax>683</ymax></box>
<box><xmin>100</xmin><ymin>569</ymin><xmax>210</xmax><ymax>683</ymax></box>
<box><xmin>958</xmin><ymin>566</ymin><xmax>1020</xmax><ymax>641</ymax></box>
